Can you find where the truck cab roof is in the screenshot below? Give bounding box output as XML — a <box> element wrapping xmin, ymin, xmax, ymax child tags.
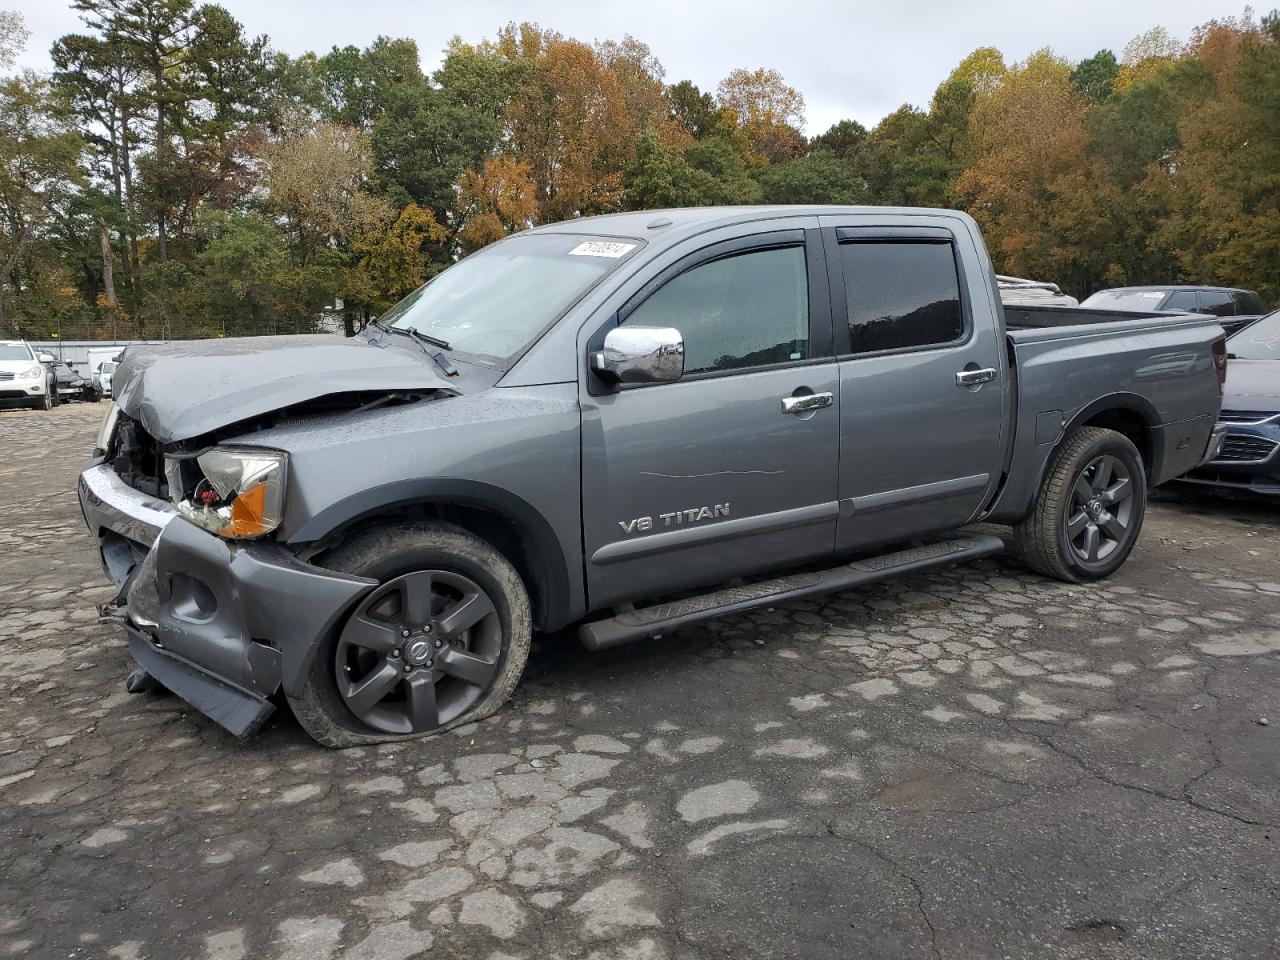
<box><xmin>528</xmin><ymin>204</ymin><xmax>976</xmax><ymax>246</ymax></box>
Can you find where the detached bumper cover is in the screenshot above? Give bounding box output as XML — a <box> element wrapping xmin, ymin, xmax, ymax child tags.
<box><xmin>79</xmin><ymin>463</ymin><xmax>376</xmax><ymax>736</ymax></box>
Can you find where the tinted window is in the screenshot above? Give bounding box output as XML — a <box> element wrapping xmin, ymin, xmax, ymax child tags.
<box><xmin>624</xmin><ymin>246</ymin><xmax>808</xmax><ymax>376</ymax></box>
<box><xmin>1235</xmin><ymin>291</ymin><xmax>1266</xmax><ymax>314</ymax></box>
<box><xmin>1197</xmin><ymin>290</ymin><xmax>1235</xmax><ymax>317</ymax></box>
<box><xmin>1163</xmin><ymin>290</ymin><xmax>1199</xmax><ymax>312</ymax></box>
<box><xmin>840</xmin><ymin>241</ymin><xmax>964</xmax><ymax>354</ymax></box>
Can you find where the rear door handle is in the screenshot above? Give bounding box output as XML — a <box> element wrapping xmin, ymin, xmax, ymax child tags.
<box><xmin>955</xmin><ymin>368</ymin><xmax>998</xmax><ymax>387</ymax></box>
<box><xmin>781</xmin><ymin>392</ymin><xmax>834</xmax><ymax>415</ymax></box>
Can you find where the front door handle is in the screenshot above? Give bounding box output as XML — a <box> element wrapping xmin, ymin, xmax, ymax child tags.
<box><xmin>781</xmin><ymin>392</ymin><xmax>834</xmax><ymax>415</ymax></box>
<box><xmin>955</xmin><ymin>367</ymin><xmax>998</xmax><ymax>387</ymax></box>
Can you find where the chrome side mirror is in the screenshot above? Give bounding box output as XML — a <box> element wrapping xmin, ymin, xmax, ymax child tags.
<box><xmin>590</xmin><ymin>326</ymin><xmax>684</xmax><ymax>385</ymax></box>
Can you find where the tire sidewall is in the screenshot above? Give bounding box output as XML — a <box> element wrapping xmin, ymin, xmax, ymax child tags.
<box><xmin>1056</xmin><ymin>434</ymin><xmax>1146</xmax><ymax>579</ymax></box>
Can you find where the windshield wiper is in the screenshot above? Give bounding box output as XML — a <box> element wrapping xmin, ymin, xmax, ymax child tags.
<box><xmin>393</xmin><ymin>325</ymin><xmax>451</xmax><ymax>351</ymax></box>
<box><xmin>384</xmin><ymin>325</ymin><xmax>458</xmax><ymax>377</ymax></box>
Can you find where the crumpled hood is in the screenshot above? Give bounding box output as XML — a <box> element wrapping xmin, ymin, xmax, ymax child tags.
<box><xmin>114</xmin><ymin>334</ymin><xmax>459</xmax><ymax>443</ymax></box>
<box><xmin>1223</xmin><ymin>358</ymin><xmax>1280</xmax><ymax>414</ymax></box>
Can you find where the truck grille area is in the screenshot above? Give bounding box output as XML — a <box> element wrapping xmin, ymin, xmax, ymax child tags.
<box><xmin>111</xmin><ymin>415</ymin><xmax>169</xmax><ymax>499</ymax></box>
<box><xmin>1216</xmin><ymin>435</ymin><xmax>1278</xmax><ymax>463</ymax></box>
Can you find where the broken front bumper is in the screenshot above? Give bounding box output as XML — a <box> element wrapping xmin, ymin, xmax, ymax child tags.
<box><xmin>79</xmin><ymin>463</ymin><xmax>375</xmax><ymax>736</ymax></box>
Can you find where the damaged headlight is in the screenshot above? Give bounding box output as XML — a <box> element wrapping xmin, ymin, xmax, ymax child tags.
<box><xmin>177</xmin><ymin>447</ymin><xmax>288</xmax><ymax>539</ymax></box>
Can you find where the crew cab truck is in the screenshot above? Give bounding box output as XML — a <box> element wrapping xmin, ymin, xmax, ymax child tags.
<box><xmin>78</xmin><ymin>206</ymin><xmax>1228</xmax><ymax>747</ymax></box>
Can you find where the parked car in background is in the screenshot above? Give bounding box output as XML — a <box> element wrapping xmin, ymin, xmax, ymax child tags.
<box><xmin>93</xmin><ymin>359</ymin><xmax>118</xmax><ymax>397</ymax></box>
<box><xmin>996</xmin><ymin>275</ymin><xmax>1079</xmax><ymax>307</ymax></box>
<box><xmin>1178</xmin><ymin>309</ymin><xmax>1280</xmax><ymax>498</ymax></box>
<box><xmin>51</xmin><ymin>361</ymin><xmax>99</xmax><ymax>403</ymax></box>
<box><xmin>1081</xmin><ymin>286</ymin><xmax>1267</xmax><ymax>332</ymax></box>
<box><xmin>79</xmin><ymin>205</ymin><xmax>1228</xmax><ymax>745</ymax></box>
<box><xmin>0</xmin><ymin>340</ymin><xmax>54</xmax><ymax>410</ymax></box>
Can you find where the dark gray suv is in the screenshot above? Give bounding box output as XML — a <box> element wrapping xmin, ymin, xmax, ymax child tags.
<box><xmin>1082</xmin><ymin>285</ymin><xmax>1267</xmax><ymax>332</ymax></box>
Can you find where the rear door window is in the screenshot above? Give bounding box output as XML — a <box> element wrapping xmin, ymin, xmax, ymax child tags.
<box><xmin>1163</xmin><ymin>290</ymin><xmax>1200</xmax><ymax>312</ymax></box>
<box><xmin>1197</xmin><ymin>290</ymin><xmax>1236</xmax><ymax>317</ymax></box>
<box><xmin>1235</xmin><ymin>291</ymin><xmax>1266</xmax><ymax>314</ymax></box>
<box><xmin>839</xmin><ymin>241</ymin><xmax>964</xmax><ymax>354</ymax></box>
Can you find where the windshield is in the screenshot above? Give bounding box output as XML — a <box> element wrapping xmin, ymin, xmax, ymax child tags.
<box><xmin>1080</xmin><ymin>289</ymin><xmax>1170</xmax><ymax>311</ymax></box>
<box><xmin>380</xmin><ymin>233</ymin><xmax>639</xmax><ymax>364</ymax></box>
<box><xmin>1229</xmin><ymin>310</ymin><xmax>1280</xmax><ymax>360</ymax></box>
<box><xmin>0</xmin><ymin>342</ymin><xmax>33</xmax><ymax>362</ymax></box>
<box><xmin>100</xmin><ymin>361</ymin><xmax>116</xmax><ymax>374</ymax></box>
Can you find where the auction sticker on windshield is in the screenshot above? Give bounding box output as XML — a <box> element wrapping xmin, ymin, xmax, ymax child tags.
<box><xmin>568</xmin><ymin>241</ymin><xmax>637</xmax><ymax>258</ymax></box>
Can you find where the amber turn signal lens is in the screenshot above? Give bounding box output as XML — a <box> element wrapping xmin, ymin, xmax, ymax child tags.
<box><xmin>226</xmin><ymin>481</ymin><xmax>270</xmax><ymax>538</ymax></box>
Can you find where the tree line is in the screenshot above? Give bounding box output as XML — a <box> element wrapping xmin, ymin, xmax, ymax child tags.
<box><xmin>1</xmin><ymin>2</ymin><xmax>1277</xmax><ymax>342</ymax></box>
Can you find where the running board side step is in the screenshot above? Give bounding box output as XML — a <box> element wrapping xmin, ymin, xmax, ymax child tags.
<box><xmin>578</xmin><ymin>534</ymin><xmax>1005</xmax><ymax>652</ymax></box>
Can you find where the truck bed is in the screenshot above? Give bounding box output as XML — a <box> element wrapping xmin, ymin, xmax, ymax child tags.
<box><xmin>988</xmin><ymin>306</ymin><xmax>1225</xmax><ymax>525</ymax></box>
<box><xmin>1003</xmin><ymin>303</ymin><xmax>1197</xmax><ymax>330</ymax></box>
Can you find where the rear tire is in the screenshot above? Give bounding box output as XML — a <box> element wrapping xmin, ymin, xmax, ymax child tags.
<box><xmin>287</xmin><ymin>521</ymin><xmax>531</xmax><ymax>748</ymax></box>
<box><xmin>1014</xmin><ymin>426</ymin><xmax>1146</xmax><ymax>582</ymax></box>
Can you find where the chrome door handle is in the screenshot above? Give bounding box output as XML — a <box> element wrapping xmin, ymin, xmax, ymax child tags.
<box><xmin>955</xmin><ymin>368</ymin><xmax>998</xmax><ymax>387</ymax></box>
<box><xmin>781</xmin><ymin>392</ymin><xmax>834</xmax><ymax>415</ymax></box>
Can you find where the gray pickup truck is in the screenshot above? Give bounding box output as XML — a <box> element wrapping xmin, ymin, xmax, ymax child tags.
<box><xmin>79</xmin><ymin>206</ymin><xmax>1228</xmax><ymax>746</ymax></box>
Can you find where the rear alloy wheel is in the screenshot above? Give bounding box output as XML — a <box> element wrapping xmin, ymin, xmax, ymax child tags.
<box><xmin>288</xmin><ymin>521</ymin><xmax>531</xmax><ymax>747</ymax></box>
<box><xmin>335</xmin><ymin>569</ymin><xmax>502</xmax><ymax>735</ymax></box>
<box><xmin>1063</xmin><ymin>453</ymin><xmax>1136</xmax><ymax>572</ymax></box>
<box><xmin>1014</xmin><ymin>426</ymin><xmax>1147</xmax><ymax>582</ymax></box>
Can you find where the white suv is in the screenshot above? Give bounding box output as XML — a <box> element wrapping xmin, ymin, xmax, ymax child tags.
<box><xmin>0</xmin><ymin>340</ymin><xmax>53</xmax><ymax>410</ymax></box>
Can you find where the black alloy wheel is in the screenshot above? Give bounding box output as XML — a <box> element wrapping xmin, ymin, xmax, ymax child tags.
<box><xmin>334</xmin><ymin>569</ymin><xmax>502</xmax><ymax>735</ymax></box>
<box><xmin>1062</xmin><ymin>452</ymin><xmax>1137</xmax><ymax>571</ymax></box>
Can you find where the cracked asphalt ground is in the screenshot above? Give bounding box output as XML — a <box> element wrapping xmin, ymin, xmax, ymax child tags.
<box><xmin>2</xmin><ymin>404</ymin><xmax>1280</xmax><ymax>960</ymax></box>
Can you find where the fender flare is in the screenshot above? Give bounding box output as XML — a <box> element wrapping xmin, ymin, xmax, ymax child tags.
<box><xmin>1061</xmin><ymin>392</ymin><xmax>1164</xmax><ymax>476</ymax></box>
<box><xmin>285</xmin><ymin>478</ymin><xmax>578</xmax><ymax>631</ymax></box>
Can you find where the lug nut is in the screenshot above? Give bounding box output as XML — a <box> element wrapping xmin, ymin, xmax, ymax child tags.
<box><xmin>401</xmin><ymin>629</ymin><xmax>410</xmax><ymax>638</ymax></box>
<box><xmin>433</xmin><ymin>639</ymin><xmax>443</xmax><ymax>649</ymax></box>
<box><xmin>403</xmin><ymin>664</ymin><xmax>412</xmax><ymax>674</ymax></box>
<box><xmin>390</xmin><ymin>648</ymin><xmax>400</xmax><ymax>659</ymax></box>
<box><xmin>425</xmin><ymin>659</ymin><xmax>433</xmax><ymax>669</ymax></box>
<box><xmin>423</xmin><ymin>624</ymin><xmax>432</xmax><ymax>634</ymax></box>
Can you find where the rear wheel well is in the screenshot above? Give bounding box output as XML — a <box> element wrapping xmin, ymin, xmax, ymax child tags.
<box><xmin>1079</xmin><ymin>408</ymin><xmax>1154</xmax><ymax>480</ymax></box>
<box><xmin>312</xmin><ymin>501</ymin><xmax>548</xmax><ymax>631</ymax></box>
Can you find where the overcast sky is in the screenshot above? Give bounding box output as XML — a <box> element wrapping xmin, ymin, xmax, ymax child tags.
<box><xmin>12</xmin><ymin>0</ymin><xmax>1247</xmax><ymax>133</ymax></box>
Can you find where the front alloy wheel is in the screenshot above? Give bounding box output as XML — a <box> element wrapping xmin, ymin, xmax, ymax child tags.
<box><xmin>287</xmin><ymin>521</ymin><xmax>531</xmax><ymax>748</ymax></box>
<box><xmin>336</xmin><ymin>570</ymin><xmax>502</xmax><ymax>735</ymax></box>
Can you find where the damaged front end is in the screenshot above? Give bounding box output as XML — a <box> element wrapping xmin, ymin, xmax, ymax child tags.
<box><xmin>80</xmin><ymin>389</ymin><xmax>462</xmax><ymax>736</ymax></box>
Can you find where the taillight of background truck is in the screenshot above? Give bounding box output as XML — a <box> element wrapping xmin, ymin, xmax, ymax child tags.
<box><xmin>1211</xmin><ymin>336</ymin><xmax>1228</xmax><ymax>395</ymax></box>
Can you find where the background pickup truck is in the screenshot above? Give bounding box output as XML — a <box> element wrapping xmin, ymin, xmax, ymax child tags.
<box><xmin>79</xmin><ymin>205</ymin><xmax>1227</xmax><ymax>747</ymax></box>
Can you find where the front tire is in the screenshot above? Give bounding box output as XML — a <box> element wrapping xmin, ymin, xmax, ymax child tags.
<box><xmin>1014</xmin><ymin>426</ymin><xmax>1147</xmax><ymax>582</ymax></box>
<box><xmin>288</xmin><ymin>521</ymin><xmax>531</xmax><ymax>748</ymax></box>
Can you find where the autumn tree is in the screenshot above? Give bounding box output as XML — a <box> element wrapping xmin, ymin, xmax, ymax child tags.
<box><xmin>455</xmin><ymin>156</ymin><xmax>537</xmax><ymax>253</ymax></box>
<box><xmin>716</xmin><ymin>67</ymin><xmax>805</xmax><ymax>163</ymax></box>
<box><xmin>499</xmin><ymin>26</ymin><xmax>640</xmax><ymax>221</ymax></box>
<box><xmin>956</xmin><ymin>50</ymin><xmax>1088</xmax><ymax>285</ymax></box>
<box><xmin>1155</xmin><ymin>15</ymin><xmax>1280</xmax><ymax>301</ymax></box>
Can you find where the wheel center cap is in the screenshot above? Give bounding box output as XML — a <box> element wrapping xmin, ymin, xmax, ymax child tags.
<box><xmin>1086</xmin><ymin>498</ymin><xmax>1103</xmax><ymax>519</ymax></box>
<box><xmin>404</xmin><ymin>638</ymin><xmax>433</xmax><ymax>665</ymax></box>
